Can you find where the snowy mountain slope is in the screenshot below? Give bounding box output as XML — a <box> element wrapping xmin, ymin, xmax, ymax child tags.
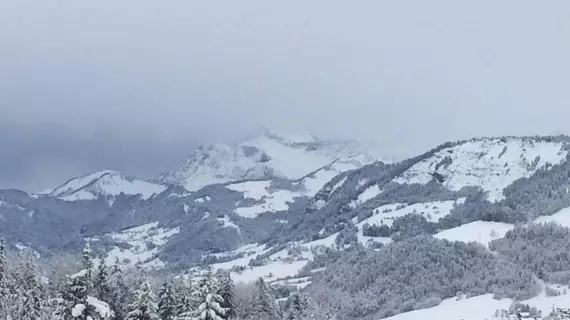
<box><xmin>87</xmin><ymin>221</ymin><xmax>180</xmax><ymax>268</ymax></box>
<box><xmin>223</xmin><ymin>155</ymin><xmax>368</xmax><ymax>218</ymax></box>
<box><xmin>161</xmin><ymin>130</ymin><xmax>379</xmax><ymax>191</ymax></box>
<box><xmin>49</xmin><ymin>170</ymin><xmax>167</xmax><ymax>201</ymax></box>
<box><xmin>394</xmin><ymin>137</ymin><xmax>568</xmax><ymax>202</ymax></box>
<box><xmin>291</xmin><ymin>136</ymin><xmax>570</xmax><ymax>245</ymax></box>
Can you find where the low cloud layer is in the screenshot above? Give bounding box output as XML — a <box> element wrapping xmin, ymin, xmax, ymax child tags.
<box><xmin>1</xmin><ymin>0</ymin><xmax>569</xmax><ymax>191</ymax></box>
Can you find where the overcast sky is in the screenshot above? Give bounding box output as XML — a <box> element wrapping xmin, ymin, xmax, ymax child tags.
<box><xmin>1</xmin><ymin>0</ymin><xmax>570</xmax><ymax>192</ymax></box>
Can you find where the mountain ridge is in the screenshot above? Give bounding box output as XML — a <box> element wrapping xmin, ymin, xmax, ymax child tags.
<box><xmin>159</xmin><ymin>129</ymin><xmax>380</xmax><ymax>191</ymax></box>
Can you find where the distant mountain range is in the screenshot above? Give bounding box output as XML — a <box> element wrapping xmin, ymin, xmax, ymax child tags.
<box><xmin>4</xmin><ymin>132</ymin><xmax>570</xmax><ymax>319</ymax></box>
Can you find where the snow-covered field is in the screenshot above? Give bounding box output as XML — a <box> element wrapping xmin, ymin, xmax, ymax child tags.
<box><xmin>394</xmin><ymin>138</ymin><xmax>567</xmax><ymax>202</ymax></box>
<box><xmin>435</xmin><ymin>221</ymin><xmax>514</xmax><ymax>248</ymax></box>
<box><xmin>385</xmin><ymin>287</ymin><xmax>570</xmax><ymax>320</ymax></box>
<box><xmin>534</xmin><ymin>206</ymin><xmax>570</xmax><ymax>227</ymax></box>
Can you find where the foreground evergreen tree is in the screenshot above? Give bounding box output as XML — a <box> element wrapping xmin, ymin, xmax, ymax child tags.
<box><xmin>95</xmin><ymin>259</ymin><xmax>112</xmax><ymax>303</ymax></box>
<box><xmin>174</xmin><ymin>279</ymin><xmax>194</xmax><ymax>319</ymax></box>
<box><xmin>191</xmin><ymin>271</ymin><xmax>227</xmax><ymax>320</ymax></box>
<box><xmin>248</xmin><ymin>278</ymin><xmax>279</xmax><ymax>320</ymax></box>
<box><xmin>127</xmin><ymin>269</ymin><xmax>158</xmax><ymax>320</ymax></box>
<box><xmin>0</xmin><ymin>238</ymin><xmax>8</xmax><ymax>316</ymax></box>
<box><xmin>286</xmin><ymin>293</ymin><xmax>310</xmax><ymax>320</ymax></box>
<box><xmin>16</xmin><ymin>252</ymin><xmax>45</xmax><ymax>320</ymax></box>
<box><xmin>59</xmin><ymin>243</ymin><xmax>101</xmax><ymax>320</ymax></box>
<box><xmin>157</xmin><ymin>279</ymin><xmax>177</xmax><ymax>320</ymax></box>
<box><xmin>217</xmin><ymin>271</ymin><xmax>236</xmax><ymax>319</ymax></box>
<box><xmin>109</xmin><ymin>258</ymin><xmax>130</xmax><ymax>320</ymax></box>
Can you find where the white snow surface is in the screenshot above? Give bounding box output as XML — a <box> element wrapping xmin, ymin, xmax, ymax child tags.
<box><xmin>349</xmin><ymin>184</ymin><xmax>382</xmax><ymax>208</ymax></box>
<box><xmin>72</xmin><ymin>304</ymin><xmax>86</xmax><ymax>317</ymax></box>
<box><xmin>394</xmin><ymin>138</ymin><xmax>567</xmax><ymax>202</ymax></box>
<box><xmin>434</xmin><ymin>221</ymin><xmax>515</xmax><ymax>248</ymax></box>
<box><xmin>71</xmin><ymin>297</ymin><xmax>113</xmax><ymax>318</ymax></box>
<box><xmin>162</xmin><ymin>130</ymin><xmax>379</xmax><ymax>191</ymax></box>
<box><xmin>385</xmin><ymin>287</ymin><xmax>570</xmax><ymax>320</ymax></box>
<box><xmin>50</xmin><ymin>170</ymin><xmax>167</xmax><ymax>201</ymax></box>
<box><xmin>227</xmin><ymin>180</ymin><xmax>303</xmax><ymax>218</ymax></box>
<box><xmin>86</xmin><ymin>296</ymin><xmax>113</xmax><ymax>319</ymax></box>
<box><xmin>534</xmin><ymin>206</ymin><xmax>570</xmax><ymax>227</ymax></box>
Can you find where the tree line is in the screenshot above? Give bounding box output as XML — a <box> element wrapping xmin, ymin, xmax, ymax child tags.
<box><xmin>0</xmin><ymin>239</ymin><xmax>336</xmax><ymax>320</ymax></box>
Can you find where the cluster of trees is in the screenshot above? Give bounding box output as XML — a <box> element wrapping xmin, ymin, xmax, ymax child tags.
<box><xmin>0</xmin><ymin>239</ymin><xmax>336</xmax><ymax>320</ymax></box>
<box><xmin>306</xmin><ymin>236</ymin><xmax>541</xmax><ymax>319</ymax></box>
<box><xmin>490</xmin><ymin>222</ymin><xmax>570</xmax><ymax>284</ymax></box>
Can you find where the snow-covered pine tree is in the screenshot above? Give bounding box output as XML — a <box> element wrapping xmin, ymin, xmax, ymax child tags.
<box><xmin>286</xmin><ymin>293</ymin><xmax>310</xmax><ymax>320</ymax></box>
<box><xmin>217</xmin><ymin>271</ymin><xmax>236</xmax><ymax>319</ymax></box>
<box><xmin>0</xmin><ymin>238</ymin><xmax>7</xmax><ymax>315</ymax></box>
<box><xmin>0</xmin><ymin>240</ymin><xmax>23</xmax><ymax>320</ymax></box>
<box><xmin>109</xmin><ymin>258</ymin><xmax>130</xmax><ymax>320</ymax></box>
<box><xmin>191</xmin><ymin>271</ymin><xmax>227</xmax><ymax>320</ymax></box>
<box><xmin>248</xmin><ymin>278</ymin><xmax>280</xmax><ymax>320</ymax></box>
<box><xmin>126</xmin><ymin>269</ymin><xmax>159</xmax><ymax>320</ymax></box>
<box><xmin>94</xmin><ymin>259</ymin><xmax>112</xmax><ymax>303</ymax></box>
<box><xmin>60</xmin><ymin>269</ymin><xmax>96</xmax><ymax>319</ymax></box>
<box><xmin>174</xmin><ymin>278</ymin><xmax>194</xmax><ymax>319</ymax></box>
<box><xmin>82</xmin><ymin>243</ymin><xmax>95</xmax><ymax>293</ymax></box>
<box><xmin>15</xmin><ymin>251</ymin><xmax>45</xmax><ymax>320</ymax></box>
<box><xmin>157</xmin><ymin>279</ymin><xmax>177</xmax><ymax>320</ymax></box>
<box><xmin>59</xmin><ymin>243</ymin><xmax>99</xmax><ymax>320</ymax></box>
<box><xmin>0</xmin><ymin>238</ymin><xmax>6</xmax><ymax>291</ymax></box>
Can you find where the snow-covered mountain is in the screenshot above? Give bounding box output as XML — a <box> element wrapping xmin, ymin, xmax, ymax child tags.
<box><xmin>394</xmin><ymin>137</ymin><xmax>567</xmax><ymax>202</ymax></box>
<box><xmin>47</xmin><ymin>170</ymin><xmax>167</xmax><ymax>201</ymax></box>
<box><xmin>7</xmin><ymin>134</ymin><xmax>570</xmax><ymax>320</ymax></box>
<box><xmin>316</xmin><ymin>136</ymin><xmax>568</xmax><ymax>213</ymax></box>
<box><xmin>160</xmin><ymin>130</ymin><xmax>379</xmax><ymax>191</ymax></box>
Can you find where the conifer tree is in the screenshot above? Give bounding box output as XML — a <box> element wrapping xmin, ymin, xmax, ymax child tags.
<box><xmin>249</xmin><ymin>278</ymin><xmax>279</xmax><ymax>320</ymax></box>
<box><xmin>217</xmin><ymin>271</ymin><xmax>236</xmax><ymax>319</ymax></box>
<box><xmin>0</xmin><ymin>238</ymin><xmax>7</xmax><ymax>315</ymax></box>
<box><xmin>82</xmin><ymin>243</ymin><xmax>95</xmax><ymax>293</ymax></box>
<box><xmin>127</xmin><ymin>269</ymin><xmax>158</xmax><ymax>320</ymax></box>
<box><xmin>157</xmin><ymin>279</ymin><xmax>177</xmax><ymax>320</ymax></box>
<box><xmin>286</xmin><ymin>293</ymin><xmax>310</xmax><ymax>320</ymax></box>
<box><xmin>17</xmin><ymin>252</ymin><xmax>45</xmax><ymax>320</ymax></box>
<box><xmin>173</xmin><ymin>278</ymin><xmax>193</xmax><ymax>319</ymax></box>
<box><xmin>60</xmin><ymin>243</ymin><xmax>99</xmax><ymax>320</ymax></box>
<box><xmin>191</xmin><ymin>271</ymin><xmax>227</xmax><ymax>320</ymax></box>
<box><xmin>109</xmin><ymin>258</ymin><xmax>129</xmax><ymax>320</ymax></box>
<box><xmin>0</xmin><ymin>238</ymin><xmax>6</xmax><ymax>291</ymax></box>
<box><xmin>94</xmin><ymin>259</ymin><xmax>112</xmax><ymax>303</ymax></box>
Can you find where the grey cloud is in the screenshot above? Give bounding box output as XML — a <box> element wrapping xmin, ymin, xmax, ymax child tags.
<box><xmin>1</xmin><ymin>0</ymin><xmax>569</xmax><ymax>191</ymax></box>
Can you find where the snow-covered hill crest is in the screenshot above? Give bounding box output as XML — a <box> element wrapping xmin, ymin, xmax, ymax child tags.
<box><xmin>48</xmin><ymin>170</ymin><xmax>167</xmax><ymax>201</ymax></box>
<box><xmin>395</xmin><ymin>137</ymin><xmax>568</xmax><ymax>202</ymax></box>
<box><xmin>161</xmin><ymin>130</ymin><xmax>379</xmax><ymax>191</ymax></box>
